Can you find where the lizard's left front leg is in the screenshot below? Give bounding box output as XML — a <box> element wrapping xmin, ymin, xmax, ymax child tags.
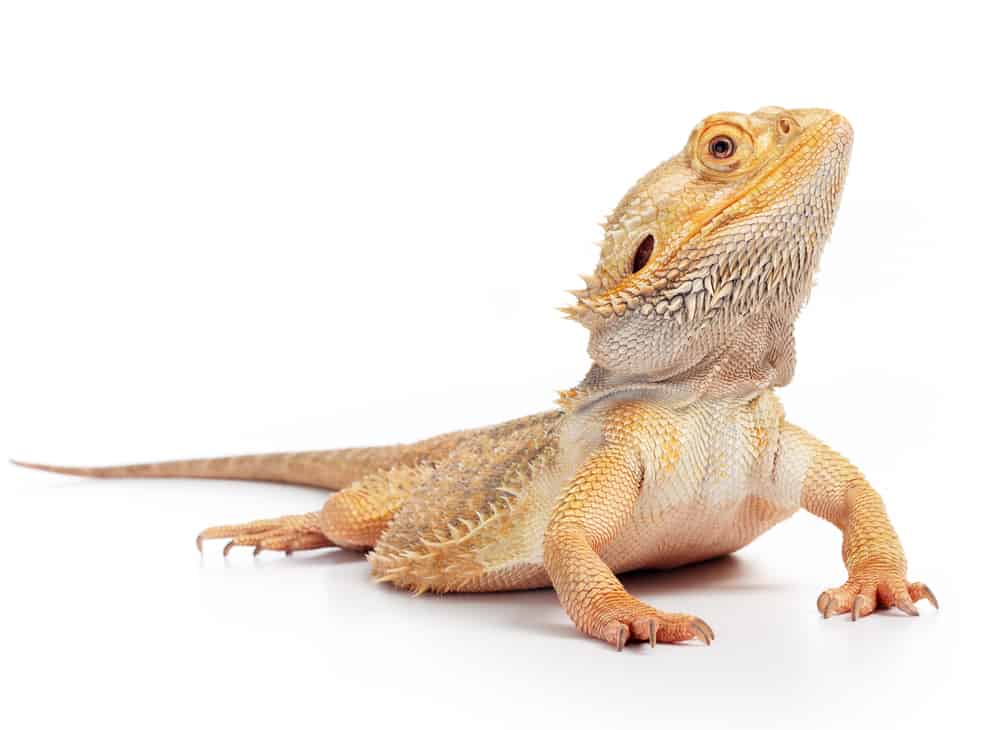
<box><xmin>780</xmin><ymin>423</ymin><xmax>939</xmax><ymax>620</ymax></box>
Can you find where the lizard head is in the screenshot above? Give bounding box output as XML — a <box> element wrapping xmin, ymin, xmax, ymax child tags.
<box><xmin>564</xmin><ymin>106</ymin><xmax>853</xmax><ymax>386</ymax></box>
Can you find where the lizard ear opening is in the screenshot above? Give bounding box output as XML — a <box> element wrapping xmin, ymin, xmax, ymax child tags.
<box><xmin>632</xmin><ymin>235</ymin><xmax>654</xmax><ymax>274</ymax></box>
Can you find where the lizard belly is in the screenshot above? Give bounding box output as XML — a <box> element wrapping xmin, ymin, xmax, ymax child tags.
<box><xmin>601</xmin><ymin>492</ymin><xmax>798</xmax><ymax>573</ymax></box>
<box><xmin>600</xmin><ymin>390</ymin><xmax>801</xmax><ymax>573</ymax></box>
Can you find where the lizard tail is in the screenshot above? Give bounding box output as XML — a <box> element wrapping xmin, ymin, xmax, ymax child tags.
<box><xmin>10</xmin><ymin>443</ymin><xmax>435</xmax><ymax>491</ymax></box>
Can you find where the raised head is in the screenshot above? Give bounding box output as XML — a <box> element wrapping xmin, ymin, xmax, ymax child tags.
<box><xmin>565</xmin><ymin>107</ymin><xmax>853</xmax><ymax>398</ymax></box>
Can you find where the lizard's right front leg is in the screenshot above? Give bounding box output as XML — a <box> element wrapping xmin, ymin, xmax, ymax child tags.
<box><xmin>543</xmin><ymin>428</ymin><xmax>713</xmax><ymax>651</ymax></box>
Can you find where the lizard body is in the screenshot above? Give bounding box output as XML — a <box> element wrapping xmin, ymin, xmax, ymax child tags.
<box><xmin>16</xmin><ymin>106</ymin><xmax>936</xmax><ymax>650</ymax></box>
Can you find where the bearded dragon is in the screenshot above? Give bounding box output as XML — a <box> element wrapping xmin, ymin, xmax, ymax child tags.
<box><xmin>15</xmin><ymin>106</ymin><xmax>937</xmax><ymax>650</ymax></box>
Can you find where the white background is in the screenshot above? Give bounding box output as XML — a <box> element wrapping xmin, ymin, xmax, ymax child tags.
<box><xmin>2</xmin><ymin>2</ymin><xmax>996</xmax><ymax>728</ymax></box>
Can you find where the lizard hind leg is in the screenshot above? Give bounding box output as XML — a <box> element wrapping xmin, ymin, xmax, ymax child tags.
<box><xmin>197</xmin><ymin>464</ymin><xmax>433</xmax><ymax>556</ymax></box>
<box><xmin>317</xmin><ymin>464</ymin><xmax>433</xmax><ymax>551</ymax></box>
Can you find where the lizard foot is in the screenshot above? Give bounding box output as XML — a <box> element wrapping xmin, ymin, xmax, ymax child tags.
<box><xmin>196</xmin><ymin>512</ymin><xmax>334</xmax><ymax>556</ymax></box>
<box><xmin>582</xmin><ymin>591</ymin><xmax>714</xmax><ymax>651</ymax></box>
<box><xmin>817</xmin><ymin>573</ymin><xmax>938</xmax><ymax>621</ymax></box>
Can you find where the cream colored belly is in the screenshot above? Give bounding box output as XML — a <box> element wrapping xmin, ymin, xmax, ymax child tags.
<box><xmin>595</xmin><ymin>390</ymin><xmax>801</xmax><ymax>572</ymax></box>
<box><xmin>601</xmin><ymin>494</ymin><xmax>798</xmax><ymax>573</ymax></box>
<box><xmin>474</xmin><ymin>479</ymin><xmax>799</xmax><ymax>591</ymax></box>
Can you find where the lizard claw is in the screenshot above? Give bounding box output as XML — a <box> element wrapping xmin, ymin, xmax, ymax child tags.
<box><xmin>817</xmin><ymin>572</ymin><xmax>937</xmax><ymax>621</ymax></box>
<box><xmin>851</xmin><ymin>594</ymin><xmax>867</xmax><ymax>622</ymax></box>
<box><xmin>690</xmin><ymin>617</ymin><xmax>714</xmax><ymax>645</ymax></box>
<box><xmin>616</xmin><ymin>624</ymin><xmax>627</xmax><ymax>652</ymax></box>
<box><xmin>908</xmin><ymin>582</ymin><xmax>939</xmax><ymax>610</ymax></box>
<box><xmin>818</xmin><ymin>592</ymin><xmax>833</xmax><ymax>619</ymax></box>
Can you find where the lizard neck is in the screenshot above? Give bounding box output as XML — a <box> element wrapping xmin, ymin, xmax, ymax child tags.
<box><xmin>559</xmin><ymin>313</ymin><xmax>796</xmax><ymax>413</ymax></box>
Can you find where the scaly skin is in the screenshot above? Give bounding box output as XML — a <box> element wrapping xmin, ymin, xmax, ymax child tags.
<box><xmin>15</xmin><ymin>106</ymin><xmax>937</xmax><ymax>650</ymax></box>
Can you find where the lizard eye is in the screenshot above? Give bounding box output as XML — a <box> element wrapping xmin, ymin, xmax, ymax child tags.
<box><xmin>709</xmin><ymin>135</ymin><xmax>735</xmax><ymax>159</ymax></box>
<box><xmin>695</xmin><ymin>122</ymin><xmax>754</xmax><ymax>175</ymax></box>
<box><xmin>632</xmin><ymin>235</ymin><xmax>654</xmax><ymax>273</ymax></box>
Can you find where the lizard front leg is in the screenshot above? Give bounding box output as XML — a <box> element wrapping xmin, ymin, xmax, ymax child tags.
<box><xmin>780</xmin><ymin>423</ymin><xmax>938</xmax><ymax>620</ymax></box>
<box><xmin>543</xmin><ymin>419</ymin><xmax>713</xmax><ymax>650</ymax></box>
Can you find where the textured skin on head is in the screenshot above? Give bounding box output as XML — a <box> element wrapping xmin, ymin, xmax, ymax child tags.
<box><xmin>16</xmin><ymin>106</ymin><xmax>936</xmax><ymax>649</ymax></box>
<box><xmin>567</xmin><ymin>108</ymin><xmax>851</xmax><ymax>400</ymax></box>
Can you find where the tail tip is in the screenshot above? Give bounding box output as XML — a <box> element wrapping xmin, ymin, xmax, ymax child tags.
<box><xmin>10</xmin><ymin>459</ymin><xmax>74</xmax><ymax>475</ymax></box>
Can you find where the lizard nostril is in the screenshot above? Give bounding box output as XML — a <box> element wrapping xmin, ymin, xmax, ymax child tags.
<box><xmin>778</xmin><ymin>116</ymin><xmax>794</xmax><ymax>136</ymax></box>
